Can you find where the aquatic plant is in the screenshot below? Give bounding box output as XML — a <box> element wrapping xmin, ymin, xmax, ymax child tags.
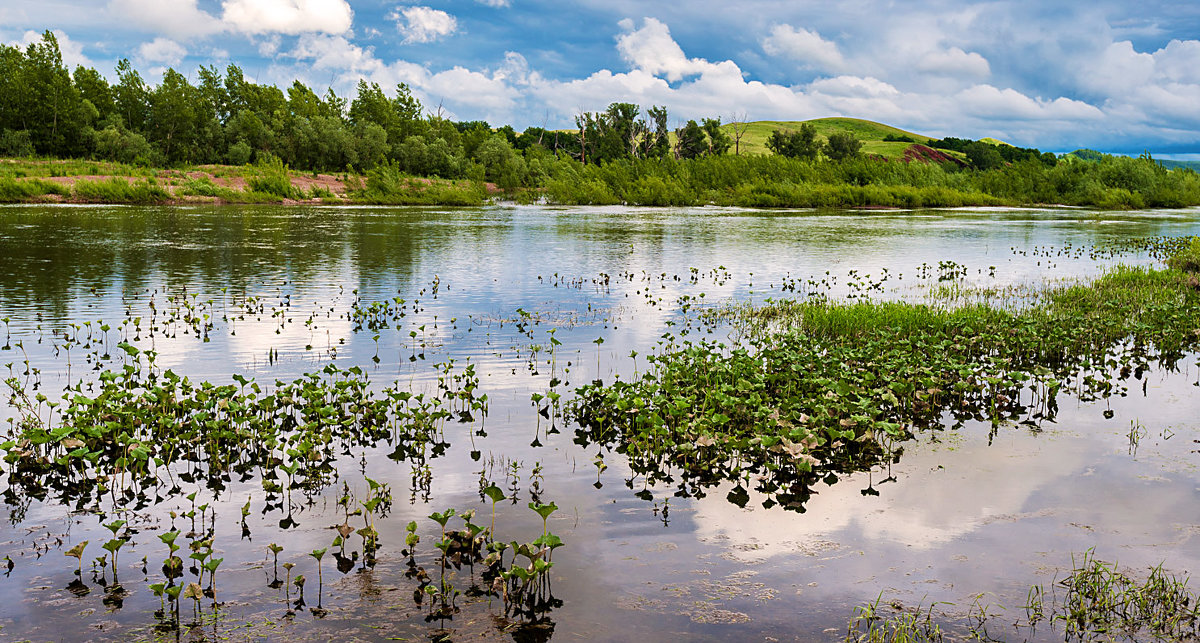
<box><xmin>569</xmin><ymin>261</ymin><xmax>1200</xmax><ymax>511</ymax></box>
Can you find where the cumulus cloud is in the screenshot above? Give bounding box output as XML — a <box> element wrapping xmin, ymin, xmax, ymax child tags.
<box><xmin>954</xmin><ymin>85</ymin><xmax>1103</xmax><ymax>121</ymax></box>
<box><xmin>761</xmin><ymin>24</ymin><xmax>845</xmax><ymax>72</ymax></box>
<box><xmin>106</xmin><ymin>0</ymin><xmax>222</xmax><ymax>38</ymax></box>
<box><xmin>391</xmin><ymin>6</ymin><xmax>458</xmax><ymax>44</ymax></box>
<box><xmin>137</xmin><ymin>37</ymin><xmax>187</xmax><ymax>66</ymax></box>
<box><xmin>290</xmin><ymin>33</ymin><xmax>377</xmax><ymax>71</ymax></box>
<box><xmin>916</xmin><ymin>47</ymin><xmax>990</xmax><ymax>79</ymax></box>
<box><xmin>222</xmin><ymin>0</ymin><xmax>353</xmax><ymax>35</ymax></box>
<box><xmin>106</xmin><ymin>0</ymin><xmax>351</xmax><ymax>38</ymax></box>
<box><xmin>616</xmin><ymin>17</ymin><xmax>717</xmax><ymax>81</ymax></box>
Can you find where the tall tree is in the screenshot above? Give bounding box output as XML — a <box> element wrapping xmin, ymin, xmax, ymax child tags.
<box><xmin>23</xmin><ymin>32</ymin><xmax>88</xmax><ymax>155</ymax></box>
<box><xmin>702</xmin><ymin>118</ymin><xmax>732</xmax><ymax>156</ymax></box>
<box><xmin>675</xmin><ymin>120</ymin><xmax>706</xmax><ymax>160</ymax></box>
<box><xmin>114</xmin><ymin>58</ymin><xmax>150</xmax><ymax>133</ymax></box>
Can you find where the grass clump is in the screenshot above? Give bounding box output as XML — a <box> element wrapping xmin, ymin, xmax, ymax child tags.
<box><xmin>246</xmin><ymin>155</ymin><xmax>299</xmax><ymax>199</ymax></box>
<box><xmin>72</xmin><ymin>177</ymin><xmax>170</xmax><ymax>204</ymax></box>
<box><xmin>354</xmin><ymin>161</ymin><xmax>487</xmax><ymax>205</ymax></box>
<box><xmin>0</xmin><ymin>177</ymin><xmax>69</xmax><ymax>202</ymax></box>
<box><xmin>847</xmin><ymin>550</ymin><xmax>1200</xmax><ymax>642</ymax></box>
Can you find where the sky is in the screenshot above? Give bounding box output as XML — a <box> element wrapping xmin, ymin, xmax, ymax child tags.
<box><xmin>4</xmin><ymin>0</ymin><xmax>1200</xmax><ymax>156</ymax></box>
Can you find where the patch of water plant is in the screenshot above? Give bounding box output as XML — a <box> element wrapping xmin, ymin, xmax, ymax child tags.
<box><xmin>0</xmin><ymin>348</ymin><xmax>487</xmax><ymax>508</ymax></box>
<box><xmin>569</xmin><ymin>254</ymin><xmax>1200</xmax><ymax>511</ymax></box>
<box><xmin>846</xmin><ymin>549</ymin><xmax>1200</xmax><ymax>642</ymax></box>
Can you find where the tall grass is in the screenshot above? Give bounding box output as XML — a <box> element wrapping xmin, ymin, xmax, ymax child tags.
<box><xmin>0</xmin><ymin>177</ymin><xmax>69</xmax><ymax>202</ymax></box>
<box><xmin>354</xmin><ymin>161</ymin><xmax>487</xmax><ymax>205</ymax></box>
<box><xmin>72</xmin><ymin>177</ymin><xmax>171</xmax><ymax>204</ymax></box>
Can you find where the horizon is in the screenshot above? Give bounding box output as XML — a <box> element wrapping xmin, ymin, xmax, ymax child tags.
<box><xmin>3</xmin><ymin>1</ymin><xmax>1200</xmax><ymax>158</ymax></box>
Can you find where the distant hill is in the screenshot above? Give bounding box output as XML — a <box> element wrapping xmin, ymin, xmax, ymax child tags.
<box><xmin>721</xmin><ymin>117</ymin><xmax>947</xmax><ymax>159</ymax></box>
<box><xmin>1066</xmin><ymin>149</ymin><xmax>1200</xmax><ymax>172</ymax></box>
<box><xmin>1158</xmin><ymin>159</ymin><xmax>1200</xmax><ymax>172</ymax></box>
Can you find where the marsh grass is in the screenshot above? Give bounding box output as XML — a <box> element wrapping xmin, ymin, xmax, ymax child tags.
<box><xmin>849</xmin><ymin>550</ymin><xmax>1200</xmax><ymax>642</ymax></box>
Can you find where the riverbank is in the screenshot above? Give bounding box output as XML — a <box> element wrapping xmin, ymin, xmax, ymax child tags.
<box><xmin>6</xmin><ymin>152</ymin><xmax>1199</xmax><ymax>210</ymax></box>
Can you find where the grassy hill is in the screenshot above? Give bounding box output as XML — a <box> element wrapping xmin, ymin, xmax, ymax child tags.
<box><xmin>555</xmin><ymin>116</ymin><xmax>967</xmax><ymax>161</ymax></box>
<box><xmin>722</xmin><ymin>117</ymin><xmax>937</xmax><ymax>159</ymax></box>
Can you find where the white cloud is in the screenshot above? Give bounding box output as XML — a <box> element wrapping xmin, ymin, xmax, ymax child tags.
<box><xmin>17</xmin><ymin>29</ymin><xmax>92</xmax><ymax>69</ymax></box>
<box><xmin>258</xmin><ymin>35</ymin><xmax>282</xmax><ymax>56</ymax></box>
<box><xmin>761</xmin><ymin>24</ymin><xmax>845</xmax><ymax>72</ymax></box>
<box><xmin>391</xmin><ymin>6</ymin><xmax>458</xmax><ymax>44</ymax></box>
<box><xmin>476</xmin><ymin>0</ymin><xmax>510</xmax><ymax>6</ymax></box>
<box><xmin>1152</xmin><ymin>39</ymin><xmax>1200</xmax><ymax>84</ymax></box>
<box><xmin>615</xmin><ymin>17</ymin><xmax>717</xmax><ymax>82</ymax></box>
<box><xmin>916</xmin><ymin>47</ymin><xmax>990</xmax><ymax>79</ymax></box>
<box><xmin>955</xmin><ymin>85</ymin><xmax>1103</xmax><ymax>121</ymax></box>
<box><xmin>290</xmin><ymin>33</ymin><xmax>377</xmax><ymax>71</ymax></box>
<box><xmin>222</xmin><ymin>0</ymin><xmax>353</xmax><ymax>35</ymax></box>
<box><xmin>137</xmin><ymin>37</ymin><xmax>187</xmax><ymax>66</ymax></box>
<box><xmin>808</xmin><ymin>75</ymin><xmax>899</xmax><ymax>98</ymax></box>
<box><xmin>107</xmin><ymin>0</ymin><xmax>223</xmax><ymax>38</ymax></box>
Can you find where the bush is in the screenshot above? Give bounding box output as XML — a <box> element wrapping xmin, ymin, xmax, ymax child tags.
<box><xmin>0</xmin><ymin>129</ymin><xmax>35</xmax><ymax>157</ymax></box>
<box><xmin>247</xmin><ymin>155</ymin><xmax>298</xmax><ymax>199</ymax></box>
<box><xmin>227</xmin><ymin>141</ymin><xmax>253</xmax><ymax>166</ymax></box>
<box><xmin>92</xmin><ymin>126</ymin><xmax>154</xmax><ymax>165</ymax></box>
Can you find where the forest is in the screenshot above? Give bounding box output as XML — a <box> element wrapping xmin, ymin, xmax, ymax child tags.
<box><xmin>4</xmin><ymin>30</ymin><xmax>1200</xmax><ymax>209</ymax></box>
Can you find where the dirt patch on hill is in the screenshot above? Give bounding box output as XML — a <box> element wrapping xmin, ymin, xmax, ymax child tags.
<box><xmin>903</xmin><ymin>144</ymin><xmax>968</xmax><ymax>167</ymax></box>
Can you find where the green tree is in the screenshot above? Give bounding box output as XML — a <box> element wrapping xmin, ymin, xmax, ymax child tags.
<box><xmin>766</xmin><ymin>123</ymin><xmax>821</xmax><ymax>160</ymax></box>
<box><xmin>823</xmin><ymin>131</ymin><xmax>863</xmax><ymax>162</ymax></box>
<box><xmin>22</xmin><ymin>32</ymin><xmax>89</xmax><ymax>155</ymax></box>
<box><xmin>114</xmin><ymin>58</ymin><xmax>150</xmax><ymax>133</ymax></box>
<box><xmin>148</xmin><ymin>68</ymin><xmax>200</xmax><ymax>162</ymax></box>
<box><xmin>73</xmin><ymin>66</ymin><xmax>115</xmax><ymax>125</ymax></box>
<box><xmin>675</xmin><ymin>120</ymin><xmax>707</xmax><ymax>159</ymax></box>
<box><xmin>702</xmin><ymin>118</ymin><xmax>732</xmax><ymax>156</ymax></box>
<box><xmin>965</xmin><ymin>142</ymin><xmax>1004</xmax><ymax>170</ymax></box>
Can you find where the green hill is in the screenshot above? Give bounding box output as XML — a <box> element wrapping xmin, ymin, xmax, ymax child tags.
<box><xmin>722</xmin><ymin>117</ymin><xmax>937</xmax><ymax>159</ymax></box>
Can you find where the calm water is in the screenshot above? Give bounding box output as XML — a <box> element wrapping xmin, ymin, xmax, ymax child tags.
<box><xmin>1</xmin><ymin>203</ymin><xmax>1198</xmax><ymax>642</ymax></box>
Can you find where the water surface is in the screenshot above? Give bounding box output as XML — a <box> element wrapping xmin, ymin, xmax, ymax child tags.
<box><xmin>1</xmin><ymin>204</ymin><xmax>1198</xmax><ymax>641</ymax></box>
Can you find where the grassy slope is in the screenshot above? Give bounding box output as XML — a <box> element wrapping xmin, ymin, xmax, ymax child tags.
<box><xmin>723</xmin><ymin>117</ymin><xmax>939</xmax><ymax>159</ymax></box>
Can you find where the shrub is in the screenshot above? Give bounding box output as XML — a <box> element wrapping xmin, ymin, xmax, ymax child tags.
<box><xmin>247</xmin><ymin>155</ymin><xmax>297</xmax><ymax>199</ymax></box>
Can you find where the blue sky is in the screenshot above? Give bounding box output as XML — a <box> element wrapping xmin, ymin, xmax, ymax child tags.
<box><xmin>4</xmin><ymin>0</ymin><xmax>1200</xmax><ymax>155</ymax></box>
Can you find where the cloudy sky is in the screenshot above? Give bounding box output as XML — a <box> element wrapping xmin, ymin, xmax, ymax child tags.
<box><xmin>4</xmin><ymin>0</ymin><xmax>1200</xmax><ymax>155</ymax></box>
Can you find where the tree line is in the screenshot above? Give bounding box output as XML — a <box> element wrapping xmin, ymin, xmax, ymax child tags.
<box><xmin>1</xmin><ymin>32</ymin><xmax>738</xmax><ymax>188</ymax></box>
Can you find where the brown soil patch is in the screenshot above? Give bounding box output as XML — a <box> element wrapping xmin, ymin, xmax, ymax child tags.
<box><xmin>903</xmin><ymin>144</ymin><xmax>968</xmax><ymax>167</ymax></box>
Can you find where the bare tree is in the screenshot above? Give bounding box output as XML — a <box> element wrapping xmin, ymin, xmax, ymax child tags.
<box><xmin>729</xmin><ymin>111</ymin><xmax>751</xmax><ymax>156</ymax></box>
